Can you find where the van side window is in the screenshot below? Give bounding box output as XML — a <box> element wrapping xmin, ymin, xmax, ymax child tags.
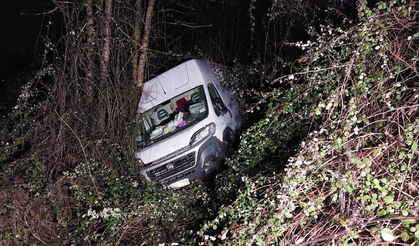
<box><xmin>208</xmin><ymin>83</ymin><xmax>228</xmax><ymax>116</ymax></box>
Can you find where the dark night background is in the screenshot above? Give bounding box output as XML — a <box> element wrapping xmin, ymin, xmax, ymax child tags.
<box><xmin>0</xmin><ymin>0</ymin><xmax>379</xmax><ymax>115</ymax></box>
<box><xmin>0</xmin><ymin>0</ymin><xmax>51</xmax><ymax>113</ymax></box>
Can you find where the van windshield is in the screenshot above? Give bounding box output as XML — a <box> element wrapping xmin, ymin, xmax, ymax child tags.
<box><xmin>136</xmin><ymin>86</ymin><xmax>208</xmax><ymax>147</ymax></box>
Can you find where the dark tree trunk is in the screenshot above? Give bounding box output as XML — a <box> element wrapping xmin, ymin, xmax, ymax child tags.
<box><xmin>136</xmin><ymin>0</ymin><xmax>156</xmax><ymax>88</ymax></box>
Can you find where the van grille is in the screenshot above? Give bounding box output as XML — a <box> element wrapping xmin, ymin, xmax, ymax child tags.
<box><xmin>147</xmin><ymin>152</ymin><xmax>195</xmax><ymax>181</ymax></box>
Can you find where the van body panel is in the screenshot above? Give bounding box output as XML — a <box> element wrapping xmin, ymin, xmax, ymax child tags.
<box><xmin>134</xmin><ymin>118</ymin><xmax>211</xmax><ymax>164</ymax></box>
<box><xmin>135</xmin><ymin>59</ymin><xmax>242</xmax><ymax>188</ymax></box>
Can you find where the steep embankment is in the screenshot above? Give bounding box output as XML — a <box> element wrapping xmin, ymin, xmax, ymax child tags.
<box><xmin>199</xmin><ymin>1</ymin><xmax>419</xmax><ymax>245</ymax></box>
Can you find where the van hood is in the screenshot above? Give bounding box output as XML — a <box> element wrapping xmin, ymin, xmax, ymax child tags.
<box><xmin>135</xmin><ymin>127</ymin><xmax>193</xmax><ymax>164</ymax></box>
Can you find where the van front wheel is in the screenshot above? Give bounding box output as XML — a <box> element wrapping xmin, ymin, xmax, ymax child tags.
<box><xmin>223</xmin><ymin>128</ymin><xmax>237</xmax><ymax>157</ymax></box>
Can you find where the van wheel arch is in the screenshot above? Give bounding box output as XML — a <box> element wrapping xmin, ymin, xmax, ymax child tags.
<box><xmin>223</xmin><ymin>127</ymin><xmax>237</xmax><ymax>156</ymax></box>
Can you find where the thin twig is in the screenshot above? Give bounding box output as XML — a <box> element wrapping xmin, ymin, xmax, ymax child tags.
<box><xmin>269</xmin><ymin>65</ymin><xmax>348</xmax><ymax>85</ymax></box>
<box><xmin>366</xmin><ymin>104</ymin><xmax>419</xmax><ymax>120</ymax></box>
<box><xmin>295</xmin><ymin>216</ymin><xmax>419</xmax><ymax>246</ymax></box>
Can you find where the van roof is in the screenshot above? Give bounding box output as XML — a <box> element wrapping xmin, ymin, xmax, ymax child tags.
<box><xmin>138</xmin><ymin>59</ymin><xmax>214</xmax><ymax>113</ymax></box>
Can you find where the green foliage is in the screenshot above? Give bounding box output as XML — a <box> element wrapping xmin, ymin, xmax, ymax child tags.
<box><xmin>59</xmin><ymin>157</ymin><xmax>202</xmax><ymax>244</ymax></box>
<box><xmin>2</xmin><ymin>1</ymin><xmax>419</xmax><ymax>245</ymax></box>
<box><xmin>0</xmin><ymin>80</ymin><xmax>45</xmax><ymax>163</ymax></box>
<box><xmin>196</xmin><ymin>1</ymin><xmax>419</xmax><ymax>245</ymax></box>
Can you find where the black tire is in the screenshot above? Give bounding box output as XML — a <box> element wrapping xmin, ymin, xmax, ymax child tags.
<box><xmin>223</xmin><ymin>128</ymin><xmax>237</xmax><ymax>157</ymax></box>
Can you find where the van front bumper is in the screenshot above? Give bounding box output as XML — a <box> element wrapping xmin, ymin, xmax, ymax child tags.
<box><xmin>141</xmin><ymin>136</ymin><xmax>226</xmax><ymax>188</ymax></box>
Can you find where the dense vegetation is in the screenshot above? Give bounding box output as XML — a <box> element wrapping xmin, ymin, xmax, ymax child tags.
<box><xmin>1</xmin><ymin>0</ymin><xmax>418</xmax><ymax>245</ymax></box>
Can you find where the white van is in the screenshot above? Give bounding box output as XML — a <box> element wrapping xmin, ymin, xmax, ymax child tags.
<box><xmin>134</xmin><ymin>59</ymin><xmax>242</xmax><ymax>188</ymax></box>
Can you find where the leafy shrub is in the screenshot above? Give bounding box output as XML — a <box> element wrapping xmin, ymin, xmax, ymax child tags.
<box><xmin>198</xmin><ymin>1</ymin><xmax>419</xmax><ymax>245</ymax></box>
<box><xmin>2</xmin><ymin>1</ymin><xmax>419</xmax><ymax>245</ymax></box>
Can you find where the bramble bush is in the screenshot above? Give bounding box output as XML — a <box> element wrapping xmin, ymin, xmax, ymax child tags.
<box><xmin>2</xmin><ymin>1</ymin><xmax>419</xmax><ymax>245</ymax></box>
<box><xmin>197</xmin><ymin>1</ymin><xmax>419</xmax><ymax>245</ymax></box>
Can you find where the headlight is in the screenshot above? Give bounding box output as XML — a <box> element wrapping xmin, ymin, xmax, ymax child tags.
<box><xmin>190</xmin><ymin>123</ymin><xmax>216</xmax><ymax>146</ymax></box>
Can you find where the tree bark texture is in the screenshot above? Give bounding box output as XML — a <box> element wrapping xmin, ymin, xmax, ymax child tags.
<box><xmin>97</xmin><ymin>0</ymin><xmax>113</xmax><ymax>133</ymax></box>
<box><xmin>132</xmin><ymin>0</ymin><xmax>143</xmax><ymax>85</ymax></box>
<box><xmin>136</xmin><ymin>0</ymin><xmax>156</xmax><ymax>88</ymax></box>
<box><xmin>100</xmin><ymin>0</ymin><xmax>112</xmax><ymax>86</ymax></box>
<box><xmin>85</xmin><ymin>0</ymin><xmax>95</xmax><ymax>104</ymax></box>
